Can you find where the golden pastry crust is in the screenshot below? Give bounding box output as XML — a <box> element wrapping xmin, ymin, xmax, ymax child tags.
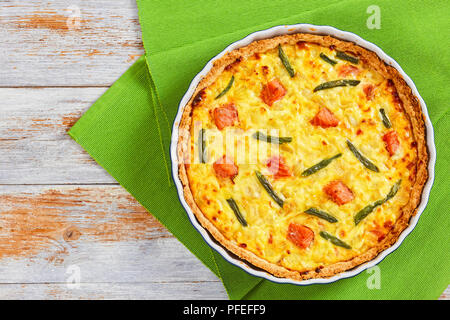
<box><xmin>177</xmin><ymin>33</ymin><xmax>429</xmax><ymax>280</ymax></box>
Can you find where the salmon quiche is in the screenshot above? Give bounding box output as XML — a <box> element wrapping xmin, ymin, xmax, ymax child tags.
<box><xmin>177</xmin><ymin>33</ymin><xmax>429</xmax><ymax>280</ymax></box>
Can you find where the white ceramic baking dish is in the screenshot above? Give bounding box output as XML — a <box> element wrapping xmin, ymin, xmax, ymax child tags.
<box><xmin>170</xmin><ymin>24</ymin><xmax>436</xmax><ymax>285</ymax></box>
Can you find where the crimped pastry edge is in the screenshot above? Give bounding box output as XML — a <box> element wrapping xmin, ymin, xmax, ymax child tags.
<box><xmin>177</xmin><ymin>32</ymin><xmax>429</xmax><ymax>281</ymax></box>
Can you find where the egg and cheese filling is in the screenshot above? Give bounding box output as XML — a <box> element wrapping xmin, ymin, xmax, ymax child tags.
<box><xmin>186</xmin><ymin>42</ymin><xmax>417</xmax><ymax>272</ymax></box>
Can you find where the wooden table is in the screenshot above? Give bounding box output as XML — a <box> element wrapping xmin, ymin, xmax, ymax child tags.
<box><xmin>0</xmin><ymin>0</ymin><xmax>447</xmax><ymax>300</ymax></box>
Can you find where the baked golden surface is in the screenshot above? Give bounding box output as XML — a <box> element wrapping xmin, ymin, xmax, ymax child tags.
<box><xmin>177</xmin><ymin>33</ymin><xmax>428</xmax><ymax>280</ymax></box>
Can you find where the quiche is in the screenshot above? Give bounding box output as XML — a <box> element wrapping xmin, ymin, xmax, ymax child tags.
<box><xmin>177</xmin><ymin>33</ymin><xmax>429</xmax><ymax>280</ymax></box>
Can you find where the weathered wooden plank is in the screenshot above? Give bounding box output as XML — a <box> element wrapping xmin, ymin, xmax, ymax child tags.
<box><xmin>0</xmin><ymin>87</ymin><xmax>116</xmax><ymax>184</ymax></box>
<box><xmin>0</xmin><ymin>0</ymin><xmax>143</xmax><ymax>87</ymax></box>
<box><xmin>0</xmin><ymin>282</ymin><xmax>227</xmax><ymax>300</ymax></box>
<box><xmin>0</xmin><ymin>185</ymin><xmax>222</xmax><ymax>286</ymax></box>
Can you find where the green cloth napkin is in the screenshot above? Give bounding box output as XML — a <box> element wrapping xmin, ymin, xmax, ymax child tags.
<box><xmin>69</xmin><ymin>0</ymin><xmax>450</xmax><ymax>299</ymax></box>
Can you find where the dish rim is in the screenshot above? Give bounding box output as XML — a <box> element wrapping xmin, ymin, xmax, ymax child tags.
<box><xmin>169</xmin><ymin>24</ymin><xmax>436</xmax><ymax>285</ymax></box>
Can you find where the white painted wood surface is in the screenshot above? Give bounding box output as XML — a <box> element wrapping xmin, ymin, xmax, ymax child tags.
<box><xmin>0</xmin><ymin>88</ymin><xmax>115</xmax><ymax>184</ymax></box>
<box><xmin>0</xmin><ymin>0</ymin><xmax>143</xmax><ymax>87</ymax></box>
<box><xmin>0</xmin><ymin>0</ymin><xmax>447</xmax><ymax>300</ymax></box>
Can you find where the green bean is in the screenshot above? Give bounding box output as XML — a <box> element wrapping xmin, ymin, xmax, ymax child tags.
<box><xmin>320</xmin><ymin>231</ymin><xmax>351</xmax><ymax>249</ymax></box>
<box><xmin>379</xmin><ymin>108</ymin><xmax>392</xmax><ymax>129</ymax></box>
<box><xmin>255</xmin><ymin>171</ymin><xmax>284</xmax><ymax>208</ymax></box>
<box><xmin>385</xmin><ymin>179</ymin><xmax>401</xmax><ymax>201</ymax></box>
<box><xmin>198</xmin><ymin>128</ymin><xmax>207</xmax><ymax>163</ymax></box>
<box><xmin>226</xmin><ymin>198</ymin><xmax>248</xmax><ymax>227</ymax></box>
<box><xmin>215</xmin><ymin>76</ymin><xmax>234</xmax><ymax>99</ymax></box>
<box><xmin>336</xmin><ymin>51</ymin><xmax>359</xmax><ymax>64</ymax></box>
<box><xmin>320</xmin><ymin>53</ymin><xmax>337</xmax><ymax>66</ymax></box>
<box><xmin>354</xmin><ymin>203</ymin><xmax>378</xmax><ymax>226</ymax></box>
<box><xmin>354</xmin><ymin>180</ymin><xmax>401</xmax><ymax>225</ymax></box>
<box><xmin>305</xmin><ymin>208</ymin><xmax>338</xmax><ymax>223</ymax></box>
<box><xmin>278</xmin><ymin>44</ymin><xmax>295</xmax><ymax>77</ymax></box>
<box><xmin>252</xmin><ymin>131</ymin><xmax>292</xmax><ymax>145</ymax></box>
<box><xmin>346</xmin><ymin>140</ymin><xmax>379</xmax><ymax>172</ymax></box>
<box><xmin>313</xmin><ymin>79</ymin><xmax>360</xmax><ymax>92</ymax></box>
<box><xmin>301</xmin><ymin>153</ymin><xmax>342</xmax><ymax>176</ymax></box>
